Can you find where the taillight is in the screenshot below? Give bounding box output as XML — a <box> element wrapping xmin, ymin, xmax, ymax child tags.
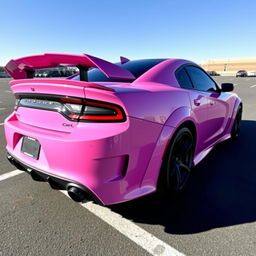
<box><xmin>16</xmin><ymin>94</ymin><xmax>126</xmax><ymax>123</ymax></box>
<box><xmin>63</xmin><ymin>103</ymin><xmax>83</xmax><ymax>121</ymax></box>
<box><xmin>79</xmin><ymin>100</ymin><xmax>125</xmax><ymax>122</ymax></box>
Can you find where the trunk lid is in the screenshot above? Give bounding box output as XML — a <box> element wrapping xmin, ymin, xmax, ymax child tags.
<box><xmin>10</xmin><ymin>79</ymin><xmax>116</xmax><ymax>132</ymax></box>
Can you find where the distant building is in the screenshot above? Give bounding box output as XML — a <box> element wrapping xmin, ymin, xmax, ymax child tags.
<box><xmin>201</xmin><ymin>58</ymin><xmax>256</xmax><ymax>76</ymax></box>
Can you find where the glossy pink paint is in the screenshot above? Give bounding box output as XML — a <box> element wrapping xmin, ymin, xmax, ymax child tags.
<box><xmin>4</xmin><ymin>53</ymin><xmax>241</xmax><ymax>205</ymax></box>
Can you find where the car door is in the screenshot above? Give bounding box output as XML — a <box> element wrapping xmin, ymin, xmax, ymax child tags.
<box><xmin>176</xmin><ymin>67</ymin><xmax>209</xmax><ymax>153</ymax></box>
<box><xmin>185</xmin><ymin>66</ymin><xmax>229</xmax><ymax>147</ymax></box>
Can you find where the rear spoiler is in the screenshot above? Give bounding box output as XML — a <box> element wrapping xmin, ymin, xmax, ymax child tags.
<box><xmin>4</xmin><ymin>53</ymin><xmax>135</xmax><ymax>81</ymax></box>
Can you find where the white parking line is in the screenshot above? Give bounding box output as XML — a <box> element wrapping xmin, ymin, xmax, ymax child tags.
<box><xmin>61</xmin><ymin>191</ymin><xmax>185</xmax><ymax>256</ymax></box>
<box><xmin>0</xmin><ymin>123</ymin><xmax>4</xmax><ymax>126</ymax></box>
<box><xmin>0</xmin><ymin>169</ymin><xmax>24</xmax><ymax>182</ymax></box>
<box><xmin>4</xmin><ymin>90</ymin><xmax>11</xmax><ymax>93</ymax></box>
<box><xmin>0</xmin><ymin>169</ymin><xmax>185</xmax><ymax>256</ymax></box>
<box><xmin>0</xmin><ymin>108</ymin><xmax>6</xmax><ymax>110</ymax></box>
<box><xmin>250</xmin><ymin>84</ymin><xmax>256</xmax><ymax>88</ymax></box>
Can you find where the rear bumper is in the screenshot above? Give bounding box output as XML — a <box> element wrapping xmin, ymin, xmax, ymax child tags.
<box><xmin>7</xmin><ymin>152</ymin><xmax>102</xmax><ymax>204</ymax></box>
<box><xmin>4</xmin><ymin>112</ymin><xmax>163</xmax><ymax>205</ymax></box>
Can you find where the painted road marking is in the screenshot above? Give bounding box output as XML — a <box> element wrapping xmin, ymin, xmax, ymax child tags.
<box><xmin>0</xmin><ymin>108</ymin><xmax>6</xmax><ymax>110</ymax></box>
<box><xmin>4</xmin><ymin>90</ymin><xmax>11</xmax><ymax>93</ymax></box>
<box><xmin>0</xmin><ymin>170</ymin><xmax>186</xmax><ymax>256</ymax></box>
<box><xmin>0</xmin><ymin>123</ymin><xmax>4</xmax><ymax>126</ymax></box>
<box><xmin>250</xmin><ymin>84</ymin><xmax>256</xmax><ymax>88</ymax></box>
<box><xmin>61</xmin><ymin>191</ymin><xmax>185</xmax><ymax>256</ymax></box>
<box><xmin>0</xmin><ymin>169</ymin><xmax>24</xmax><ymax>182</ymax></box>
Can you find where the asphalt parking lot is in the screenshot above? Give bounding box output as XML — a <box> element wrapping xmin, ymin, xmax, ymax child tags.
<box><xmin>0</xmin><ymin>77</ymin><xmax>255</xmax><ymax>256</ymax></box>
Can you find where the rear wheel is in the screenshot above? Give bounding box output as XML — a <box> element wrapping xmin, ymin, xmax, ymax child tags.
<box><xmin>158</xmin><ymin>127</ymin><xmax>195</xmax><ymax>196</ymax></box>
<box><xmin>231</xmin><ymin>105</ymin><xmax>242</xmax><ymax>139</ymax></box>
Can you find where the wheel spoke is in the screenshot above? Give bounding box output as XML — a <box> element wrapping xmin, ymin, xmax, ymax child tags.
<box><xmin>174</xmin><ymin>163</ymin><xmax>182</xmax><ymax>188</ymax></box>
<box><xmin>183</xmin><ymin>141</ymin><xmax>192</xmax><ymax>154</ymax></box>
<box><xmin>179</xmin><ymin>161</ymin><xmax>191</xmax><ymax>173</ymax></box>
<box><xmin>176</xmin><ymin>136</ymin><xmax>192</xmax><ymax>155</ymax></box>
<box><xmin>174</xmin><ymin>138</ymin><xmax>184</xmax><ymax>155</ymax></box>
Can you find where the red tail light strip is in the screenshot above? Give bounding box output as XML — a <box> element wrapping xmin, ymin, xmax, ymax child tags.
<box><xmin>80</xmin><ymin>100</ymin><xmax>124</xmax><ymax>121</ymax></box>
<box><xmin>16</xmin><ymin>94</ymin><xmax>126</xmax><ymax>123</ymax></box>
<box><xmin>60</xmin><ymin>97</ymin><xmax>83</xmax><ymax>104</ymax></box>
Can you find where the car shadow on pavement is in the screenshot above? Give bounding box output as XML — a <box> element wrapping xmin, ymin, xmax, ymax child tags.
<box><xmin>109</xmin><ymin>120</ymin><xmax>256</xmax><ymax>234</ymax></box>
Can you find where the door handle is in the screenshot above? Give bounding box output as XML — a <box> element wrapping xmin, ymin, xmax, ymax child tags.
<box><xmin>194</xmin><ymin>99</ymin><xmax>201</xmax><ymax>106</ymax></box>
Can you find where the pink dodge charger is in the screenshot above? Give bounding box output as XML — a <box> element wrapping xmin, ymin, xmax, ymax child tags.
<box><xmin>4</xmin><ymin>53</ymin><xmax>242</xmax><ymax>205</ymax></box>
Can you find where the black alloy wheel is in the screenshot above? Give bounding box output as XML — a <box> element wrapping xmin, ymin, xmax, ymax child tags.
<box><xmin>158</xmin><ymin>127</ymin><xmax>195</xmax><ymax>195</ymax></box>
<box><xmin>231</xmin><ymin>106</ymin><xmax>242</xmax><ymax>139</ymax></box>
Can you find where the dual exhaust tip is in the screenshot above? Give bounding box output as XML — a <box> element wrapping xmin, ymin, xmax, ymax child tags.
<box><xmin>7</xmin><ymin>154</ymin><xmax>87</xmax><ymax>203</ymax></box>
<box><xmin>67</xmin><ymin>186</ymin><xmax>87</xmax><ymax>202</ymax></box>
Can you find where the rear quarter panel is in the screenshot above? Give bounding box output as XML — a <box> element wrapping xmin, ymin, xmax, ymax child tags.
<box><xmin>116</xmin><ymin>83</ymin><xmax>191</xmax><ymax>125</ymax></box>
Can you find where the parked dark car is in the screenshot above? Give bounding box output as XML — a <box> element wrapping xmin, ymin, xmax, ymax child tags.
<box><xmin>236</xmin><ymin>70</ymin><xmax>247</xmax><ymax>77</ymax></box>
<box><xmin>207</xmin><ymin>71</ymin><xmax>220</xmax><ymax>76</ymax></box>
<box><xmin>46</xmin><ymin>70</ymin><xmax>62</xmax><ymax>77</ymax></box>
<box><xmin>0</xmin><ymin>72</ymin><xmax>10</xmax><ymax>78</ymax></box>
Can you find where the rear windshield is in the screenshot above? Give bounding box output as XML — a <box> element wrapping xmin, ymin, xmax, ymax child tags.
<box><xmin>71</xmin><ymin>59</ymin><xmax>166</xmax><ymax>82</ymax></box>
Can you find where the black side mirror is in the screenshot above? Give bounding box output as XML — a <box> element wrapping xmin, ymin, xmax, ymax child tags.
<box><xmin>221</xmin><ymin>83</ymin><xmax>234</xmax><ymax>92</ymax></box>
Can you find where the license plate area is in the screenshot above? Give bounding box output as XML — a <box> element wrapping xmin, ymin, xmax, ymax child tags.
<box><xmin>21</xmin><ymin>136</ymin><xmax>41</xmax><ymax>159</ymax></box>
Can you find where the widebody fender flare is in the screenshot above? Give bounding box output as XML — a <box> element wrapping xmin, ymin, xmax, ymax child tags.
<box><xmin>226</xmin><ymin>97</ymin><xmax>242</xmax><ymax>134</ymax></box>
<box><xmin>140</xmin><ymin>106</ymin><xmax>197</xmax><ymax>189</ymax></box>
<box><xmin>164</xmin><ymin>106</ymin><xmax>197</xmax><ymax>128</ymax></box>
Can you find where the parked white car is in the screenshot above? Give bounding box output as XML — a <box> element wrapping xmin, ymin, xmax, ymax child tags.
<box><xmin>247</xmin><ymin>71</ymin><xmax>256</xmax><ymax>77</ymax></box>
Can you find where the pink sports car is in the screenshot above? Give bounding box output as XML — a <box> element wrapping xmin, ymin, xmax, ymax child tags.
<box><xmin>4</xmin><ymin>53</ymin><xmax>242</xmax><ymax>205</ymax></box>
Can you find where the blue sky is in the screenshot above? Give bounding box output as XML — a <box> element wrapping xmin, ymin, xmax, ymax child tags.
<box><xmin>0</xmin><ymin>0</ymin><xmax>255</xmax><ymax>65</ymax></box>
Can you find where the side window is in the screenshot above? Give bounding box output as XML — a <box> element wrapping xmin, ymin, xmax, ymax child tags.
<box><xmin>186</xmin><ymin>66</ymin><xmax>218</xmax><ymax>92</ymax></box>
<box><xmin>176</xmin><ymin>67</ymin><xmax>193</xmax><ymax>89</ymax></box>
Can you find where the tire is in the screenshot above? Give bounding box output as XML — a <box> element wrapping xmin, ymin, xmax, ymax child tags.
<box><xmin>231</xmin><ymin>105</ymin><xmax>242</xmax><ymax>140</ymax></box>
<box><xmin>158</xmin><ymin>127</ymin><xmax>195</xmax><ymax>196</ymax></box>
